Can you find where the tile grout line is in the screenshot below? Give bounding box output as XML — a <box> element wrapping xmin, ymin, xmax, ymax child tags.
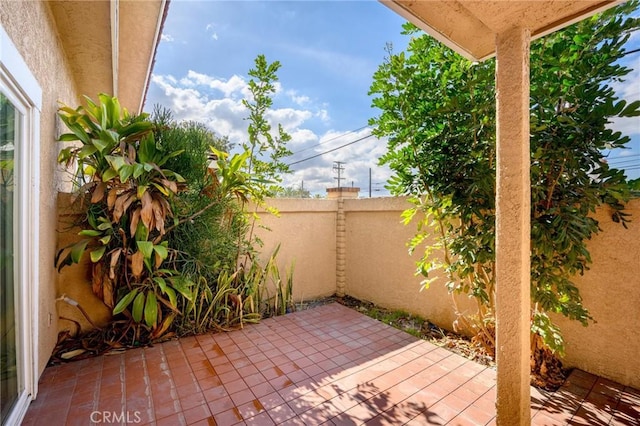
<box><xmin>292</xmin><ymin>332</ymin><xmax>457</xmax><ymax>421</ymax></box>
<box><xmin>368</xmin><ymin>354</ymin><xmax>490</xmax><ymax>425</ymax></box>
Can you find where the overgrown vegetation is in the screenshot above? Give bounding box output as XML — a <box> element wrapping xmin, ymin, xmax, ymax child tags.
<box><xmin>54</xmin><ymin>55</ymin><xmax>296</xmax><ymax>357</ymax></box>
<box><xmin>369</xmin><ymin>2</ymin><xmax>640</xmax><ymax>385</ymax></box>
<box><xmin>336</xmin><ymin>296</ymin><xmax>495</xmax><ymax>367</ymax></box>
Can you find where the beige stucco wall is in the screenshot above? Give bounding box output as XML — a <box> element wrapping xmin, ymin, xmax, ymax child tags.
<box><xmin>56</xmin><ymin>194</ymin><xmax>112</xmax><ymax>335</ymax></box>
<box><xmin>343</xmin><ymin>197</ymin><xmax>474</xmax><ymax>331</ymax></box>
<box><xmin>254</xmin><ymin>199</ymin><xmax>338</xmax><ymax>302</ymax></box>
<box><xmin>54</xmin><ymin>191</ymin><xmax>640</xmax><ymax>387</ymax></box>
<box><xmin>553</xmin><ymin>198</ymin><xmax>640</xmax><ymax>389</ymax></box>
<box><xmin>257</xmin><ymin>197</ymin><xmax>473</xmax><ymax>330</ymax></box>
<box><xmin>0</xmin><ymin>2</ymin><xmax>80</xmax><ymax>376</ymax></box>
<box><xmin>258</xmin><ymin>196</ymin><xmax>640</xmax><ymax>389</ymax></box>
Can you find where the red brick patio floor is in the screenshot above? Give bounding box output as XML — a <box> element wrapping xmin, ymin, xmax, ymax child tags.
<box><xmin>23</xmin><ymin>303</ymin><xmax>639</xmax><ymax>425</ymax></box>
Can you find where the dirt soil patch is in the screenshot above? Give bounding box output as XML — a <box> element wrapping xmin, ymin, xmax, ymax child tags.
<box><xmin>300</xmin><ymin>294</ymin><xmax>495</xmax><ymax>367</ymax></box>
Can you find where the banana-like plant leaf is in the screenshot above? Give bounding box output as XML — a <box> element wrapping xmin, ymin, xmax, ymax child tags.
<box><xmin>153</xmin><ymin>244</ymin><xmax>168</xmax><ymax>260</ymax></box>
<box><xmin>70</xmin><ymin>240</ymin><xmax>89</xmax><ymax>264</ymax></box>
<box><xmin>106</xmin><ymin>155</ymin><xmax>126</xmax><ymax>172</ymax></box>
<box><xmin>138</xmin><ymin>134</ymin><xmax>157</xmax><ymax>164</ymax></box>
<box><xmin>164</xmin><ymin>286</ymin><xmax>178</xmax><ymax>309</ymax></box>
<box><xmin>136</xmin><ymin>241</ymin><xmax>154</xmax><ymax>260</ymax></box>
<box><xmin>102</xmin><ymin>168</ymin><xmax>118</xmax><ymax>182</ymax></box>
<box><xmin>112</xmin><ymin>288</ymin><xmax>139</xmax><ymax>315</ymax></box>
<box><xmin>153</xmin><ymin>277</ymin><xmax>168</xmax><ymax>293</ymax></box>
<box><xmin>118</xmin><ymin>164</ymin><xmax>134</xmax><ymax>182</ymax></box>
<box><xmin>58</xmin><ymin>133</ymin><xmax>81</xmax><ymax>142</ymax></box>
<box><xmin>144</xmin><ymin>292</ymin><xmax>158</xmax><ymax>328</ymax></box>
<box><xmin>90</xmin><ymin>246</ymin><xmax>107</xmax><ymax>263</ymax></box>
<box><xmin>132</xmin><ymin>292</ymin><xmax>145</xmax><ymax>323</ymax></box>
<box><xmin>169</xmin><ymin>277</ymin><xmax>194</xmax><ymax>302</ymax></box>
<box><xmin>78</xmin><ymin>144</ymin><xmax>97</xmax><ymax>159</ymax></box>
<box><xmin>133</xmin><ymin>163</ymin><xmax>145</xmax><ymax>179</ymax></box>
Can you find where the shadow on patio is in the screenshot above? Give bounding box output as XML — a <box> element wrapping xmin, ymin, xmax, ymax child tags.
<box><xmin>22</xmin><ymin>303</ymin><xmax>639</xmax><ymax>425</ymax></box>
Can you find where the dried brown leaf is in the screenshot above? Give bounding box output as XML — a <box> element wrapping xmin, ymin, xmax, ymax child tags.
<box><xmin>92</xmin><ymin>263</ymin><xmax>103</xmax><ymax>298</ymax></box>
<box><xmin>130</xmin><ymin>250</ymin><xmax>144</xmax><ymax>279</ymax></box>
<box><xmin>109</xmin><ymin>248</ymin><xmax>122</xmax><ymax>280</ymax></box>
<box><xmin>162</xmin><ymin>179</ymin><xmax>178</xmax><ymax>194</ymax></box>
<box><xmin>151</xmin><ymin>199</ymin><xmax>165</xmax><ymax>234</ymax></box>
<box><xmin>103</xmin><ymin>277</ymin><xmax>114</xmax><ymax>309</ymax></box>
<box><xmin>128</xmin><ymin>144</ymin><xmax>136</xmax><ymax>162</ymax></box>
<box><xmin>107</xmin><ymin>188</ymin><xmax>118</xmax><ymax>210</ymax></box>
<box><xmin>140</xmin><ymin>191</ymin><xmax>153</xmax><ymax>230</ymax></box>
<box><xmin>91</xmin><ymin>182</ymin><xmax>106</xmax><ymax>204</ymax></box>
<box><xmin>130</xmin><ymin>208</ymin><xmax>141</xmax><ymax>237</ymax></box>
<box><xmin>158</xmin><ymin>196</ymin><xmax>173</xmax><ymax>219</ymax></box>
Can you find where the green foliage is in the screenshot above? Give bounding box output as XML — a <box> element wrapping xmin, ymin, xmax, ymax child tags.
<box><xmin>54</xmin><ymin>54</ymin><xmax>298</xmax><ymax>348</ymax></box>
<box><xmin>56</xmin><ymin>94</ymin><xmax>187</xmax><ymax>341</ymax></box>
<box><xmin>151</xmin><ymin>107</ymin><xmax>242</xmax><ymax>279</ymax></box>
<box><xmin>275</xmin><ymin>185</ymin><xmax>312</xmax><ymax>198</ymax></box>
<box><xmin>241</xmin><ymin>54</ymin><xmax>293</xmax><ymax>196</ymax></box>
<box><xmin>148</xmin><ymin>107</ymin><xmax>294</xmax><ymax>335</ymax></box>
<box><xmin>369</xmin><ymin>3</ymin><xmax>640</xmax><ymax>356</ymax></box>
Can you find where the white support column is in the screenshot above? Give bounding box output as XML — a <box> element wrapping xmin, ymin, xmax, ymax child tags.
<box><xmin>495</xmin><ymin>26</ymin><xmax>531</xmax><ymax>425</ymax></box>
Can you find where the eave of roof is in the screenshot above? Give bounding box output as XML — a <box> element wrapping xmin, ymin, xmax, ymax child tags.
<box><xmin>49</xmin><ymin>0</ymin><xmax>168</xmax><ymax>113</ymax></box>
<box><xmin>382</xmin><ymin>0</ymin><xmax>624</xmax><ymax>61</ymax></box>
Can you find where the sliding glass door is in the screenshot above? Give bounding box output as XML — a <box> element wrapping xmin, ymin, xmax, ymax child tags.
<box><xmin>0</xmin><ymin>92</ymin><xmax>21</xmax><ymax>425</ymax></box>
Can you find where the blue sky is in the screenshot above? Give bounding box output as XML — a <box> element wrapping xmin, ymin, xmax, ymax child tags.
<box><xmin>146</xmin><ymin>1</ymin><xmax>640</xmax><ymax>196</ymax></box>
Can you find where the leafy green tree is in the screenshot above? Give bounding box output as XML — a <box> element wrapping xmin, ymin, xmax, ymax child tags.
<box><xmin>242</xmin><ymin>54</ymin><xmax>292</xmax><ymax>196</ymax></box>
<box><xmin>275</xmin><ymin>185</ymin><xmax>311</xmax><ymax>198</ymax></box>
<box><xmin>369</xmin><ymin>2</ymin><xmax>639</xmax><ymax>381</ymax></box>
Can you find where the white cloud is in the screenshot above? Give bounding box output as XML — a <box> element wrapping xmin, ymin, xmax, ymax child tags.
<box><xmin>205</xmin><ymin>23</ymin><xmax>219</xmax><ymax>41</ymax></box>
<box><xmin>266</xmin><ymin>108</ymin><xmax>312</xmax><ymax>132</ymax></box>
<box><xmin>286</xmin><ymin>89</ymin><xmax>310</xmax><ymax>106</ymax></box>
<box><xmin>161</xmin><ymin>33</ymin><xmax>174</xmax><ymax>42</ymax></box>
<box><xmin>315</xmin><ymin>109</ymin><xmax>330</xmax><ymax>124</ymax></box>
<box><xmin>181</xmin><ymin>71</ymin><xmax>249</xmax><ymax>98</ymax></box>
<box><xmin>150</xmin><ymin>71</ymin><xmax>390</xmax><ymax>195</ymax></box>
<box><xmin>151</xmin><ymin>72</ymin><xmax>318</xmax><ymax>150</ymax></box>
<box><xmin>283</xmin><ymin>127</ymin><xmax>392</xmax><ymax>194</ymax></box>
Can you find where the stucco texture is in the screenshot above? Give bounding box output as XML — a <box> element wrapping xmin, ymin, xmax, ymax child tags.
<box><xmin>254</xmin><ymin>199</ymin><xmax>338</xmax><ymax>302</ymax></box>
<box><xmin>257</xmin><ymin>196</ymin><xmax>640</xmax><ymax>389</ymax></box>
<box><xmin>56</xmin><ymin>194</ymin><xmax>112</xmax><ymax>335</ymax></box>
<box><xmin>0</xmin><ymin>1</ymin><xmax>80</xmax><ymax>376</ymax></box>
<box><xmin>553</xmin><ymin>198</ymin><xmax>640</xmax><ymax>389</ymax></box>
<box><xmin>342</xmin><ymin>197</ymin><xmax>474</xmax><ymax>331</ymax></box>
<box><xmin>55</xmin><ymin>193</ymin><xmax>640</xmax><ymax>388</ymax></box>
<box><xmin>257</xmin><ymin>197</ymin><xmax>474</xmax><ymax>331</ymax></box>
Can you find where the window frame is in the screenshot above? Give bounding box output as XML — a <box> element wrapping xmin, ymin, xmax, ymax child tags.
<box><xmin>0</xmin><ymin>23</ymin><xmax>42</xmax><ymax>426</ymax></box>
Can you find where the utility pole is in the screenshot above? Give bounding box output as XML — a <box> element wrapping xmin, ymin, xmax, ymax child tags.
<box><xmin>333</xmin><ymin>161</ymin><xmax>345</xmax><ymax>188</ymax></box>
<box><xmin>369</xmin><ymin>168</ymin><xmax>372</xmax><ymax>198</ymax></box>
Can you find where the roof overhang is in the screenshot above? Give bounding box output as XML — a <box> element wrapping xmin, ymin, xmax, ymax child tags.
<box><xmin>382</xmin><ymin>0</ymin><xmax>625</xmax><ymax>61</ymax></box>
<box><xmin>48</xmin><ymin>0</ymin><xmax>168</xmax><ymax>113</ymax></box>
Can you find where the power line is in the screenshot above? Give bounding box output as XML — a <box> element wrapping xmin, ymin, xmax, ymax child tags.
<box><xmin>607</xmin><ymin>153</ymin><xmax>640</xmax><ymax>163</ymax></box>
<box><xmin>285</xmin><ymin>125</ymin><xmax>370</xmax><ymax>158</ymax></box>
<box><xmin>623</xmin><ymin>47</ymin><xmax>640</xmax><ymax>57</ymax></box>
<box><xmin>287</xmin><ymin>134</ymin><xmax>375</xmax><ymax>166</ymax></box>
